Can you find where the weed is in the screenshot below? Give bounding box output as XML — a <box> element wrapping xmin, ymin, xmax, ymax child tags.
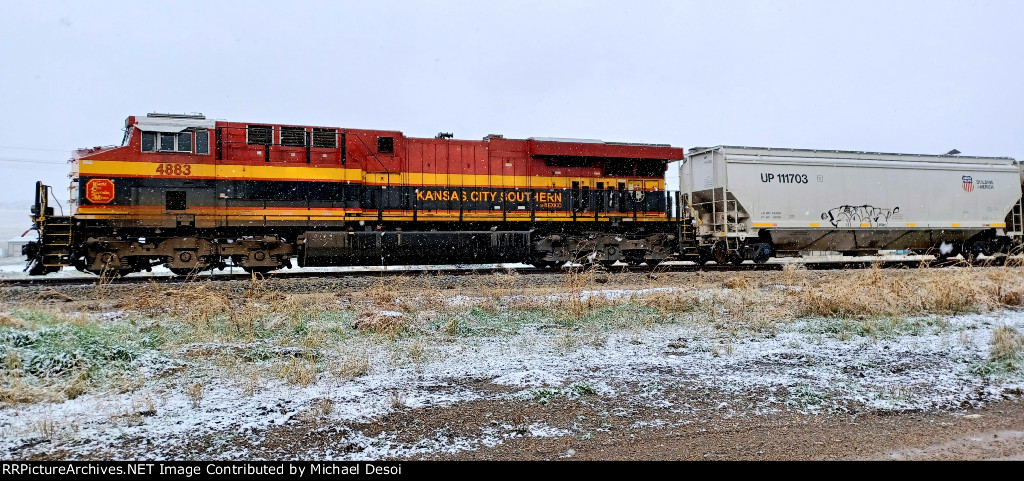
<box><xmin>786</xmin><ymin>383</ymin><xmax>828</xmax><ymax>408</ymax></box>
<box><xmin>33</xmin><ymin>415</ymin><xmax>60</xmax><ymax>439</ymax></box>
<box><xmin>0</xmin><ymin>310</ymin><xmax>165</xmax><ymax>404</ymax></box>
<box><xmin>521</xmin><ymin>382</ymin><xmax>599</xmax><ymax>405</ymax></box>
<box><xmin>527</xmin><ymin>388</ymin><xmax>559</xmax><ymax>405</ymax></box>
<box><xmin>781</xmin><ymin>262</ymin><xmax>807</xmax><ymax>289</ymax></box>
<box><xmin>351</xmin><ymin>311</ymin><xmax>414</xmax><ymax>339</ymax></box>
<box><xmin>279</xmin><ymin>357</ymin><xmax>316</xmax><ymax>385</ymax></box>
<box><xmin>364</xmin><ymin>277</ymin><xmax>403</xmax><ymax>308</ymax></box>
<box><xmin>407</xmin><ymin>340</ymin><xmax>426</xmax><ymax>364</ymax></box>
<box><xmin>314</xmin><ymin>397</ymin><xmax>333</xmax><ymax>417</ymax></box>
<box><xmin>0</xmin><ymin>313</ymin><xmax>25</xmax><ymax>329</ymax></box>
<box><xmin>722</xmin><ymin>276</ymin><xmax>752</xmax><ymax>290</ymax></box>
<box><xmin>334</xmin><ymin>355</ymin><xmax>370</xmax><ymax>380</ymax></box>
<box><xmin>990</xmin><ymin>325</ymin><xmax>1024</xmax><ymax>362</ymax></box>
<box><xmin>388</xmin><ymin>391</ymin><xmax>406</xmax><ymax>409</ymax></box>
<box><xmin>562</xmin><ymin>264</ymin><xmax>604</xmax><ymax>320</ymax></box>
<box><xmin>569</xmin><ymin>382</ymin><xmax>598</xmax><ymax>397</ymax></box>
<box><xmin>186</xmin><ymin>382</ymin><xmax>203</xmax><ymax>408</ymax></box>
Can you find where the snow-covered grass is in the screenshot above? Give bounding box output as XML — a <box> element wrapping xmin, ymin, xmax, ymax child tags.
<box><xmin>2</xmin><ymin>266</ymin><xmax>1024</xmax><ymax>459</ymax></box>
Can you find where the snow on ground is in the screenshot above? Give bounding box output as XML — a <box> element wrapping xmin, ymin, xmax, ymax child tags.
<box><xmin>0</xmin><ymin>255</ymin><xmax>534</xmax><ymax>279</ymax></box>
<box><xmin>492</xmin><ymin>370</ymin><xmax>565</xmax><ymax>388</ymax></box>
<box><xmin>1</xmin><ymin>288</ymin><xmax>1023</xmax><ymax>459</ymax></box>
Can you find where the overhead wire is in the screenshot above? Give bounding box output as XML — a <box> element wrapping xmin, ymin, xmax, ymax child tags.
<box><xmin>0</xmin><ymin>158</ymin><xmax>69</xmax><ymax>165</ymax></box>
<box><xmin>0</xmin><ymin>145</ymin><xmax>74</xmax><ymax>152</ymax></box>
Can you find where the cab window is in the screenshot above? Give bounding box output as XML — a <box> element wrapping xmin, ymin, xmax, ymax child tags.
<box><xmin>195</xmin><ymin>130</ymin><xmax>209</xmax><ymax>155</ymax></box>
<box><xmin>142</xmin><ymin>131</ymin><xmax>193</xmax><ymax>153</ymax></box>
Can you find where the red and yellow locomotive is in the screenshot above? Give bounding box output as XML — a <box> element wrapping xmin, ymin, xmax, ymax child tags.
<box><xmin>26</xmin><ymin>113</ymin><xmax>684</xmax><ymax>275</ymax></box>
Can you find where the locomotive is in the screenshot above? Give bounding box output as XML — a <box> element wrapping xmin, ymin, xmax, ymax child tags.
<box><xmin>23</xmin><ymin>113</ymin><xmax>685</xmax><ymax>275</ymax></box>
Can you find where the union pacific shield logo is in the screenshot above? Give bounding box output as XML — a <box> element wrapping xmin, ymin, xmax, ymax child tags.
<box><xmin>962</xmin><ymin>175</ymin><xmax>974</xmax><ymax>192</ymax></box>
<box><xmin>85</xmin><ymin>179</ymin><xmax>115</xmax><ymax>203</ymax></box>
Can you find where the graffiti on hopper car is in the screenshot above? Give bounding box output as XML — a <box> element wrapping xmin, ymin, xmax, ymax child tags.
<box><xmin>821</xmin><ymin>205</ymin><xmax>900</xmax><ymax>227</ymax></box>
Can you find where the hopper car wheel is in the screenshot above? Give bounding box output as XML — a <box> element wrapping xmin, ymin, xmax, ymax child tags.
<box><xmin>712</xmin><ymin>242</ymin><xmax>731</xmax><ymax>265</ymax></box>
<box><xmin>626</xmin><ymin>257</ymin><xmax>645</xmax><ymax>267</ymax></box>
<box><xmin>753</xmin><ymin>253</ymin><xmax>770</xmax><ymax>264</ymax></box>
<box><xmin>962</xmin><ymin>242</ymin><xmax>982</xmax><ymax>265</ymax></box>
<box><xmin>169</xmin><ymin>268</ymin><xmax>199</xmax><ymax>276</ymax></box>
<box><xmin>693</xmin><ymin>257</ymin><xmax>708</xmax><ymax>266</ymax></box>
<box><xmin>933</xmin><ymin>243</ymin><xmax>960</xmax><ymax>263</ymax></box>
<box><xmin>730</xmin><ymin>255</ymin><xmax>745</xmax><ymax>266</ymax></box>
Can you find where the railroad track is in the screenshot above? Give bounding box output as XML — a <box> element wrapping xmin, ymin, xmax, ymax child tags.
<box><xmin>0</xmin><ymin>257</ymin><xmax>994</xmax><ymax>288</ymax></box>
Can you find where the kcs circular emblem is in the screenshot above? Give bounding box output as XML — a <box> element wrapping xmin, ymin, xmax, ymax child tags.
<box><xmin>85</xmin><ymin>179</ymin><xmax>115</xmax><ymax>204</ymax></box>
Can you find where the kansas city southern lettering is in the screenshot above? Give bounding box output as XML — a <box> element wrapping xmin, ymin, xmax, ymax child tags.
<box><xmin>414</xmin><ymin>188</ymin><xmax>563</xmax><ymax>206</ymax></box>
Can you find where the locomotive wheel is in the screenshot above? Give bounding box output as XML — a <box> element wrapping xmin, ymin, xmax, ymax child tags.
<box><xmin>169</xmin><ymin>268</ymin><xmax>198</xmax><ymax>276</ymax></box>
<box><xmin>626</xmin><ymin>257</ymin><xmax>645</xmax><ymax>267</ymax></box>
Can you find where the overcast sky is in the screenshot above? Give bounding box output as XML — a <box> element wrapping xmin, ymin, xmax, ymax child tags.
<box><xmin>1</xmin><ymin>0</ymin><xmax>1021</xmax><ymax>208</ymax></box>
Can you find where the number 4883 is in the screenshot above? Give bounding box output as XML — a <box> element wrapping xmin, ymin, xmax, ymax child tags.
<box><xmin>156</xmin><ymin>163</ymin><xmax>191</xmax><ymax>176</ymax></box>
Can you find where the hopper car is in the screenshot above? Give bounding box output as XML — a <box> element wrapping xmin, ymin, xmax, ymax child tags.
<box><xmin>679</xmin><ymin>146</ymin><xmax>1023</xmax><ymax>265</ymax></box>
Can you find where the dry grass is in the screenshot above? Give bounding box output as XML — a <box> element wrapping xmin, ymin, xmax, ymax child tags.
<box><xmin>798</xmin><ymin>266</ymin><xmax>1017</xmax><ymax>318</ymax></box>
<box><xmin>488</xmin><ymin>270</ymin><xmax>521</xmax><ymax>297</ymax></box>
<box><xmin>561</xmin><ymin>264</ymin><xmax>614</xmax><ymax>320</ymax></box>
<box><xmin>333</xmin><ymin>354</ymin><xmax>370</xmax><ymax>380</ymax></box>
<box><xmin>644</xmin><ymin>290</ymin><xmax>700</xmax><ymax>314</ymax></box>
<box><xmin>363</xmin><ymin>277</ymin><xmax>406</xmax><ymax>308</ymax></box>
<box><xmin>781</xmin><ymin>262</ymin><xmax>808</xmax><ymax>288</ymax></box>
<box><xmin>297</xmin><ymin>397</ymin><xmax>334</xmax><ymax>426</ymax></box>
<box><xmin>0</xmin><ymin>313</ymin><xmax>25</xmax><ymax>329</ymax></box>
<box><xmin>278</xmin><ymin>357</ymin><xmax>317</xmax><ymax>385</ymax></box>
<box><xmin>722</xmin><ymin>276</ymin><xmax>752</xmax><ymax>290</ymax></box>
<box><xmin>990</xmin><ymin>325</ymin><xmax>1024</xmax><ymax>361</ymax></box>
<box><xmin>63</xmin><ymin>371</ymin><xmax>89</xmax><ymax>400</ymax></box>
<box><xmin>186</xmin><ymin>382</ymin><xmax>204</xmax><ymax>408</ymax></box>
<box><xmin>169</xmin><ymin>283</ymin><xmax>233</xmax><ymax>325</ymax></box>
<box><xmin>0</xmin><ymin>372</ymin><xmax>64</xmax><ymax>406</ymax></box>
<box><xmin>351</xmin><ymin>311</ymin><xmax>415</xmax><ymax>339</ymax></box>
